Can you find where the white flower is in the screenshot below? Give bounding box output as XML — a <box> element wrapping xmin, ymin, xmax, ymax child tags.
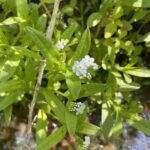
<box><xmin>55</xmin><ymin>39</ymin><xmax>68</xmax><ymax>51</ymax></box>
<box><xmin>92</xmin><ymin>63</ymin><xmax>99</xmax><ymax>70</ymax></box>
<box><xmin>83</xmin><ymin>136</ymin><xmax>90</xmax><ymax>148</ymax></box>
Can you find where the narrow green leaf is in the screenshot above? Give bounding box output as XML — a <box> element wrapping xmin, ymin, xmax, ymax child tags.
<box><xmin>36</xmin><ymin>14</ymin><xmax>47</xmax><ymax>32</ymax></box>
<box><xmin>104</xmin><ymin>22</ymin><xmax>117</xmax><ymax>38</ymax></box>
<box><xmin>5</xmin><ymin>0</ymin><xmax>16</xmax><ymax>14</ymax></box>
<box><xmin>65</xmin><ymin>111</ymin><xmax>77</xmax><ymax>135</ymax></box>
<box><xmin>112</xmin><ymin>6</ymin><xmax>124</xmax><ymax>19</ymax></box>
<box><xmin>16</xmin><ymin>0</ymin><xmax>29</xmax><ymax>19</ymax></box>
<box><xmin>0</xmin><ymin>92</ymin><xmax>24</xmax><ymax>111</ymax></box>
<box><xmin>130</xmin><ymin>10</ymin><xmax>148</xmax><ymax>22</ymax></box>
<box><xmin>26</xmin><ymin>26</ymin><xmax>58</xmax><ymax>63</ymax></box>
<box><xmin>66</xmin><ymin>78</ymin><xmax>81</xmax><ymax>100</ymax></box>
<box><xmin>117</xmin><ymin>78</ymin><xmax>140</xmax><ymax>91</ymax></box>
<box><xmin>36</xmin><ymin>109</ymin><xmax>48</xmax><ymax>143</ymax></box>
<box><xmin>124</xmin><ymin>67</ymin><xmax>150</xmax><ymax>77</ymax></box>
<box><xmin>62</xmin><ymin>22</ymin><xmax>78</xmax><ymax>40</ymax></box>
<box><xmin>41</xmin><ymin>89</ymin><xmax>66</xmax><ymax>122</ymax></box>
<box><xmin>0</xmin><ymin>17</ymin><xmax>26</xmax><ymax>26</ymax></box>
<box><xmin>0</xmin><ymin>29</ymin><xmax>8</xmax><ymax>44</ymax></box>
<box><xmin>87</xmin><ymin>12</ymin><xmax>101</xmax><ymax>27</ymax></box>
<box><xmin>127</xmin><ymin>116</ymin><xmax>150</xmax><ymax>135</ymax></box>
<box><xmin>14</xmin><ymin>46</ymin><xmax>41</xmax><ymax>60</ymax></box>
<box><xmin>40</xmin><ymin>0</ymin><xmax>55</xmax><ymax>4</ymax></box>
<box><xmin>79</xmin><ymin>83</ymin><xmax>106</xmax><ymax>98</ymax></box>
<box><xmin>122</xmin><ymin>0</ymin><xmax>150</xmax><ymax>8</ymax></box>
<box><xmin>4</xmin><ymin>105</ymin><xmax>12</xmax><ymax>126</ymax></box>
<box><xmin>101</xmin><ymin>103</ymin><xmax>114</xmax><ymax>138</ymax></box>
<box><xmin>77</xmin><ymin>122</ymin><xmax>101</xmax><ymax>135</ymax></box>
<box><xmin>0</xmin><ymin>80</ymin><xmax>25</xmax><ymax>93</ymax></box>
<box><xmin>0</xmin><ymin>57</ymin><xmax>20</xmax><ymax>81</ymax></box>
<box><xmin>38</xmin><ymin>126</ymin><xmax>66</xmax><ymax>150</ymax></box>
<box><xmin>70</xmin><ymin>28</ymin><xmax>91</xmax><ymax>65</ymax></box>
<box><xmin>137</xmin><ymin>32</ymin><xmax>150</xmax><ymax>43</ymax></box>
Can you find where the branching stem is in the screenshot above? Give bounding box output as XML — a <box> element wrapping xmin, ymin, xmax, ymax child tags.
<box><xmin>26</xmin><ymin>0</ymin><xmax>61</xmax><ymax>148</ymax></box>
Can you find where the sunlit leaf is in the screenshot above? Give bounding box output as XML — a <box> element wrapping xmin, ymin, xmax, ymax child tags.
<box><xmin>124</xmin><ymin>67</ymin><xmax>150</xmax><ymax>77</ymax></box>
<box><xmin>38</xmin><ymin>126</ymin><xmax>66</xmax><ymax>150</ymax></box>
<box><xmin>87</xmin><ymin>12</ymin><xmax>101</xmax><ymax>27</ymax></box>
<box><xmin>122</xmin><ymin>0</ymin><xmax>150</xmax><ymax>8</ymax></box>
<box><xmin>70</xmin><ymin>28</ymin><xmax>91</xmax><ymax>65</ymax></box>
<box><xmin>0</xmin><ymin>17</ymin><xmax>26</xmax><ymax>26</ymax></box>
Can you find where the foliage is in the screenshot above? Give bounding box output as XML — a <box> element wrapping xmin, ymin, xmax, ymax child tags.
<box><xmin>1</xmin><ymin>0</ymin><xmax>150</xmax><ymax>149</ymax></box>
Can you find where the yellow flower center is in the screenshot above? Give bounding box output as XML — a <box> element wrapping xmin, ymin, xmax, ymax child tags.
<box><xmin>77</xmin><ymin>65</ymin><xmax>83</xmax><ymax>70</ymax></box>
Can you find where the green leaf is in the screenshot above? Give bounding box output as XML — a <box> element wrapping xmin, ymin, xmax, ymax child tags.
<box><xmin>0</xmin><ymin>17</ymin><xmax>26</xmax><ymax>26</ymax></box>
<box><xmin>0</xmin><ymin>91</ymin><xmax>24</xmax><ymax>111</ymax></box>
<box><xmin>4</xmin><ymin>105</ymin><xmax>12</xmax><ymax>126</ymax></box>
<box><xmin>127</xmin><ymin>116</ymin><xmax>150</xmax><ymax>135</ymax></box>
<box><xmin>102</xmin><ymin>113</ymin><xmax>114</xmax><ymax>138</ymax></box>
<box><xmin>122</xmin><ymin>0</ymin><xmax>150</xmax><ymax>7</ymax></box>
<box><xmin>112</xmin><ymin>118</ymin><xmax>123</xmax><ymax>137</ymax></box>
<box><xmin>36</xmin><ymin>109</ymin><xmax>48</xmax><ymax>143</ymax></box>
<box><xmin>61</xmin><ymin>5</ymin><xmax>74</xmax><ymax>16</ymax></box>
<box><xmin>112</xmin><ymin>6</ymin><xmax>124</xmax><ymax>19</ymax></box>
<box><xmin>77</xmin><ymin>122</ymin><xmax>101</xmax><ymax>135</ymax></box>
<box><xmin>101</xmin><ymin>103</ymin><xmax>114</xmax><ymax>138</ymax></box>
<box><xmin>24</xmin><ymin>58</ymin><xmax>38</xmax><ymax>86</ymax></box>
<box><xmin>104</xmin><ymin>22</ymin><xmax>117</xmax><ymax>38</ymax></box>
<box><xmin>0</xmin><ymin>57</ymin><xmax>20</xmax><ymax>81</ymax></box>
<box><xmin>16</xmin><ymin>0</ymin><xmax>29</xmax><ymax>19</ymax></box>
<box><xmin>26</xmin><ymin>26</ymin><xmax>58</xmax><ymax>64</ymax></box>
<box><xmin>36</xmin><ymin>14</ymin><xmax>47</xmax><ymax>32</ymax></box>
<box><xmin>116</xmin><ymin>78</ymin><xmax>140</xmax><ymax>91</ymax></box>
<box><xmin>13</xmin><ymin>46</ymin><xmax>41</xmax><ymax>60</ymax></box>
<box><xmin>37</xmin><ymin>126</ymin><xmax>66</xmax><ymax>150</ymax></box>
<box><xmin>40</xmin><ymin>0</ymin><xmax>55</xmax><ymax>4</ymax></box>
<box><xmin>137</xmin><ymin>32</ymin><xmax>150</xmax><ymax>43</ymax></box>
<box><xmin>66</xmin><ymin>78</ymin><xmax>81</xmax><ymax>100</ymax></box>
<box><xmin>41</xmin><ymin>89</ymin><xmax>66</xmax><ymax>122</ymax></box>
<box><xmin>124</xmin><ymin>67</ymin><xmax>150</xmax><ymax>77</ymax></box>
<box><xmin>130</xmin><ymin>10</ymin><xmax>148</xmax><ymax>22</ymax></box>
<box><xmin>0</xmin><ymin>80</ymin><xmax>25</xmax><ymax>93</ymax></box>
<box><xmin>70</xmin><ymin>28</ymin><xmax>91</xmax><ymax>65</ymax></box>
<box><xmin>79</xmin><ymin>83</ymin><xmax>106</xmax><ymax>98</ymax></box>
<box><xmin>0</xmin><ymin>30</ymin><xmax>8</xmax><ymax>44</ymax></box>
<box><xmin>87</xmin><ymin>12</ymin><xmax>101</xmax><ymax>27</ymax></box>
<box><xmin>65</xmin><ymin>111</ymin><xmax>77</xmax><ymax>135</ymax></box>
<box><xmin>61</xmin><ymin>22</ymin><xmax>78</xmax><ymax>40</ymax></box>
<box><xmin>5</xmin><ymin>0</ymin><xmax>16</xmax><ymax>14</ymax></box>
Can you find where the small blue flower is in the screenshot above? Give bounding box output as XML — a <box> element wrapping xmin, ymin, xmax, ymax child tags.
<box><xmin>72</xmin><ymin>61</ymin><xmax>87</xmax><ymax>76</ymax></box>
<box><xmin>81</xmin><ymin>55</ymin><xmax>95</xmax><ymax>67</ymax></box>
<box><xmin>76</xmin><ymin>102</ymin><xmax>86</xmax><ymax>115</ymax></box>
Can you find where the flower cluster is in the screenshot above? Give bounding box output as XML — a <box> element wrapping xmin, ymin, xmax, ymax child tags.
<box><xmin>69</xmin><ymin>102</ymin><xmax>86</xmax><ymax>115</ymax></box>
<box><xmin>55</xmin><ymin>39</ymin><xmax>68</xmax><ymax>51</ymax></box>
<box><xmin>72</xmin><ymin>55</ymin><xmax>99</xmax><ymax>78</ymax></box>
<box><xmin>83</xmin><ymin>136</ymin><xmax>90</xmax><ymax>148</ymax></box>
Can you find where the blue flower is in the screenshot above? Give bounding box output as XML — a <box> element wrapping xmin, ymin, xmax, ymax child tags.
<box><xmin>76</xmin><ymin>102</ymin><xmax>86</xmax><ymax>115</ymax></box>
<box><xmin>72</xmin><ymin>61</ymin><xmax>87</xmax><ymax>76</ymax></box>
<box><xmin>81</xmin><ymin>55</ymin><xmax>95</xmax><ymax>67</ymax></box>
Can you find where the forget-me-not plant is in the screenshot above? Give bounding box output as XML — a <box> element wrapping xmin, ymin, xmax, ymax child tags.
<box><xmin>72</xmin><ymin>55</ymin><xmax>98</xmax><ymax>77</ymax></box>
<box><xmin>55</xmin><ymin>39</ymin><xmax>68</xmax><ymax>51</ymax></box>
<box><xmin>76</xmin><ymin>102</ymin><xmax>86</xmax><ymax>115</ymax></box>
<box><xmin>72</xmin><ymin>61</ymin><xmax>87</xmax><ymax>76</ymax></box>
